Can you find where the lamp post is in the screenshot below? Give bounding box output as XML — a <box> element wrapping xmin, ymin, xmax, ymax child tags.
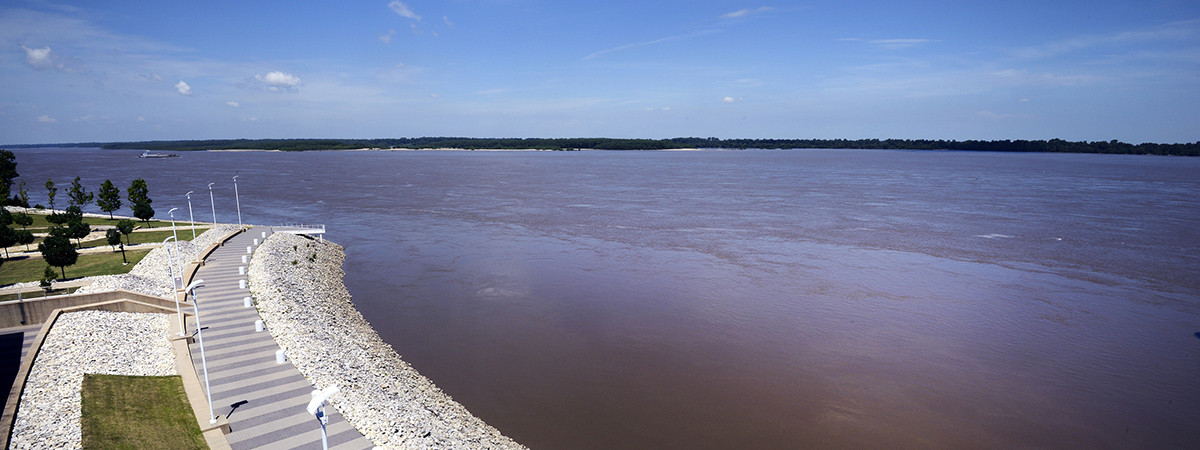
<box><xmin>185</xmin><ymin>279</ymin><xmax>217</xmax><ymax>424</ymax></box>
<box><xmin>207</xmin><ymin>182</ymin><xmax>217</xmax><ymax>225</ymax></box>
<box><xmin>168</xmin><ymin>207</ymin><xmax>182</xmax><ymax>278</ymax></box>
<box><xmin>164</xmin><ymin>236</ymin><xmax>184</xmax><ymax>336</ymax></box>
<box><xmin>233</xmin><ymin>175</ymin><xmax>242</xmax><ymax>228</ymax></box>
<box><xmin>185</xmin><ymin>191</ymin><xmax>197</xmax><ymax>242</ymax></box>
<box><xmin>307</xmin><ymin>386</ymin><xmax>340</xmax><ymax>450</ymax></box>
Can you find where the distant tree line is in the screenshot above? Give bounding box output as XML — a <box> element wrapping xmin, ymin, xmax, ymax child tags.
<box><xmin>5</xmin><ymin>137</ymin><xmax>1194</xmax><ymax>156</ymax></box>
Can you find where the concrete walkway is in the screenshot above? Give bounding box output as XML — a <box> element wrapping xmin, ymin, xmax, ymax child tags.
<box><xmin>187</xmin><ymin>227</ymin><xmax>373</xmax><ymax>449</ymax></box>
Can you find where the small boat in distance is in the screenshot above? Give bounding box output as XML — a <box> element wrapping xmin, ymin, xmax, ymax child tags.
<box><xmin>139</xmin><ymin>150</ymin><xmax>179</xmax><ymax>158</ymax></box>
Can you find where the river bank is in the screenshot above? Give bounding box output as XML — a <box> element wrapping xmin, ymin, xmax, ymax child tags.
<box><xmin>248</xmin><ymin>232</ymin><xmax>524</xmax><ymax>449</ymax></box>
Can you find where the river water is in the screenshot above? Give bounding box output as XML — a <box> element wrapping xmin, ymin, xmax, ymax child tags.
<box><xmin>10</xmin><ymin>147</ymin><xmax>1200</xmax><ymax>448</ymax></box>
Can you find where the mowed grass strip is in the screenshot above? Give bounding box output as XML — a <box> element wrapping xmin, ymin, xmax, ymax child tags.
<box><xmin>81</xmin><ymin>374</ymin><xmax>207</xmax><ymax>450</ymax></box>
<box><xmin>0</xmin><ymin>286</ymin><xmax>81</xmax><ymax>301</ymax></box>
<box><xmin>80</xmin><ymin>228</ymin><xmax>209</xmax><ymax>249</ymax></box>
<box><xmin>0</xmin><ymin>249</ymin><xmax>149</xmax><ymax>286</ymax></box>
<box><xmin>19</xmin><ymin>211</ymin><xmax>195</xmax><ymax>230</ymax></box>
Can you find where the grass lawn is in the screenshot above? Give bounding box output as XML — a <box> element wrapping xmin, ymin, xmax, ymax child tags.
<box><xmin>0</xmin><ymin>249</ymin><xmax>149</xmax><ymax>286</ymax></box>
<box><xmin>2</xmin><ymin>236</ymin><xmax>44</xmax><ymax>255</ymax></box>
<box><xmin>79</xmin><ymin>228</ymin><xmax>209</xmax><ymax>249</ymax></box>
<box><xmin>0</xmin><ymin>286</ymin><xmax>81</xmax><ymax>301</ymax></box>
<box><xmin>19</xmin><ymin>211</ymin><xmax>196</xmax><ymax>230</ymax></box>
<box><xmin>81</xmin><ymin>374</ymin><xmax>207</xmax><ymax>450</ymax></box>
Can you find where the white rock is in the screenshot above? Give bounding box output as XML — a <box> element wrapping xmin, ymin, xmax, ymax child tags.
<box><xmin>249</xmin><ymin>233</ymin><xmax>525</xmax><ymax>449</ymax></box>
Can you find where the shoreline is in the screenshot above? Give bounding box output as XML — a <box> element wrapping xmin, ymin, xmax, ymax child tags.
<box><xmin>248</xmin><ymin>232</ymin><xmax>525</xmax><ymax>449</ymax></box>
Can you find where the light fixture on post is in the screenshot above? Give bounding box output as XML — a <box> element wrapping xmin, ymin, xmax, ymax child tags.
<box><xmin>164</xmin><ymin>236</ymin><xmax>184</xmax><ymax>336</ymax></box>
<box><xmin>185</xmin><ymin>279</ymin><xmax>217</xmax><ymax>424</ymax></box>
<box><xmin>167</xmin><ymin>207</ymin><xmax>182</xmax><ymax>279</ymax></box>
<box><xmin>207</xmin><ymin>182</ymin><xmax>217</xmax><ymax>225</ymax></box>
<box><xmin>307</xmin><ymin>385</ymin><xmax>340</xmax><ymax>450</ymax></box>
<box><xmin>185</xmin><ymin>190</ymin><xmax>197</xmax><ymax>244</ymax></box>
<box><xmin>233</xmin><ymin>175</ymin><xmax>242</xmax><ymax>228</ymax></box>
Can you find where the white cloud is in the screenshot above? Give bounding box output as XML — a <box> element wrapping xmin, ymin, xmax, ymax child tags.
<box><xmin>378</xmin><ymin>29</ymin><xmax>396</xmax><ymax>43</ymax></box>
<box><xmin>723</xmin><ymin>96</ymin><xmax>744</xmax><ymax>103</ymax></box>
<box><xmin>175</xmin><ymin>80</ymin><xmax>192</xmax><ymax>95</ymax></box>
<box><xmin>868</xmin><ymin>38</ymin><xmax>933</xmax><ymax>49</ymax></box>
<box><xmin>720</xmin><ymin>7</ymin><xmax>773</xmax><ymax>19</ymax></box>
<box><xmin>22</xmin><ymin>45</ymin><xmax>54</xmax><ymax>69</ymax></box>
<box><xmin>137</xmin><ymin>116</ymin><xmax>147</xmax><ymax>122</ymax></box>
<box><xmin>76</xmin><ymin>114</ymin><xmax>95</xmax><ymax>122</ymax></box>
<box><xmin>443</xmin><ymin>16</ymin><xmax>454</xmax><ymax>27</ymax></box>
<box><xmin>254</xmin><ymin>71</ymin><xmax>302</xmax><ymax>92</ymax></box>
<box><xmin>37</xmin><ymin>115</ymin><xmax>57</xmax><ymax>123</ymax></box>
<box><xmin>388</xmin><ymin>1</ymin><xmax>421</xmax><ymax>20</ymax></box>
<box><xmin>226</xmin><ymin>100</ymin><xmax>240</xmax><ymax>107</ymax></box>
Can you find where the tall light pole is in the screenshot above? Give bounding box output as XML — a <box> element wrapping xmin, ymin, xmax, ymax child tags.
<box><xmin>307</xmin><ymin>386</ymin><xmax>340</xmax><ymax>450</ymax></box>
<box><xmin>167</xmin><ymin>208</ymin><xmax>183</xmax><ymax>279</ymax></box>
<box><xmin>207</xmin><ymin>182</ymin><xmax>217</xmax><ymax>225</ymax></box>
<box><xmin>185</xmin><ymin>191</ymin><xmax>197</xmax><ymax>242</ymax></box>
<box><xmin>164</xmin><ymin>236</ymin><xmax>184</xmax><ymax>336</ymax></box>
<box><xmin>233</xmin><ymin>175</ymin><xmax>242</xmax><ymax>228</ymax></box>
<box><xmin>186</xmin><ymin>279</ymin><xmax>217</xmax><ymax>425</ymax></box>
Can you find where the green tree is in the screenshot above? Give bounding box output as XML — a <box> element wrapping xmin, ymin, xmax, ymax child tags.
<box><xmin>49</xmin><ymin>205</ymin><xmax>84</xmax><ymax>225</ymax></box>
<box><xmin>16</xmin><ymin>179</ymin><xmax>29</xmax><ymax>208</ymax></box>
<box><xmin>116</xmin><ymin>219</ymin><xmax>136</xmax><ymax>246</ymax></box>
<box><xmin>67</xmin><ymin>220</ymin><xmax>91</xmax><ymax>248</ymax></box>
<box><xmin>96</xmin><ymin>179</ymin><xmax>122</xmax><ymax>219</ymax></box>
<box><xmin>128</xmin><ymin>178</ymin><xmax>154</xmax><ymax>222</ymax></box>
<box><xmin>41</xmin><ymin>266</ymin><xmax>56</xmax><ymax>293</ymax></box>
<box><xmin>132</xmin><ymin>202</ymin><xmax>155</xmax><ymax>223</ymax></box>
<box><xmin>0</xmin><ymin>210</ymin><xmax>11</xmax><ymax>258</ymax></box>
<box><xmin>16</xmin><ymin>229</ymin><xmax>34</xmax><ymax>252</ymax></box>
<box><xmin>45</xmin><ymin>178</ymin><xmax>57</xmax><ymax>210</ymax></box>
<box><xmin>68</xmin><ymin>176</ymin><xmax>93</xmax><ymax>208</ymax></box>
<box><xmin>106</xmin><ymin>228</ymin><xmax>127</xmax><ymax>264</ymax></box>
<box><xmin>0</xmin><ymin>225</ymin><xmax>15</xmax><ymax>259</ymax></box>
<box><xmin>13</xmin><ymin>212</ymin><xmax>33</xmax><ymax>229</ymax></box>
<box><xmin>39</xmin><ymin>229</ymin><xmax>78</xmax><ymax>279</ymax></box>
<box><xmin>0</xmin><ymin>149</ymin><xmax>16</xmax><ymax>206</ymax></box>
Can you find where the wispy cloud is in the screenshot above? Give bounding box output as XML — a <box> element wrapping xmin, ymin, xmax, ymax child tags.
<box><xmin>388</xmin><ymin>1</ymin><xmax>420</xmax><ymax>21</ymax></box>
<box><xmin>839</xmin><ymin>38</ymin><xmax>934</xmax><ymax>49</ymax></box>
<box><xmin>174</xmin><ymin>80</ymin><xmax>192</xmax><ymax>95</ymax></box>
<box><xmin>226</xmin><ymin>100</ymin><xmax>240</xmax><ymax>107</ymax></box>
<box><xmin>720</xmin><ymin>6</ymin><xmax>773</xmax><ymax>19</ymax></box>
<box><xmin>584</xmin><ymin>30</ymin><xmax>718</xmax><ymax>60</ymax></box>
<box><xmin>378</xmin><ymin>29</ymin><xmax>396</xmax><ymax>43</ymax></box>
<box><xmin>37</xmin><ymin>115</ymin><xmax>57</xmax><ymax>123</ymax></box>
<box><xmin>1012</xmin><ymin>18</ymin><xmax>1199</xmax><ymax>59</ymax></box>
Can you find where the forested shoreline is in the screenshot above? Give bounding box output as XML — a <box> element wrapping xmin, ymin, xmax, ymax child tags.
<box><xmin>6</xmin><ymin>137</ymin><xmax>1198</xmax><ymax>156</ymax></box>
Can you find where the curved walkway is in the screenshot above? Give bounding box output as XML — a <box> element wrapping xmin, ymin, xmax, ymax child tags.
<box><xmin>188</xmin><ymin>227</ymin><xmax>372</xmax><ymax>449</ymax></box>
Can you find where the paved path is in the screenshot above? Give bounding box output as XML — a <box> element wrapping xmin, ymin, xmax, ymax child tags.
<box><xmin>187</xmin><ymin>227</ymin><xmax>373</xmax><ymax>449</ymax></box>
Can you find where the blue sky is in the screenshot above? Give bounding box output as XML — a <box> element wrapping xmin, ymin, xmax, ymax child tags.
<box><xmin>2</xmin><ymin>0</ymin><xmax>1198</xmax><ymax>144</ymax></box>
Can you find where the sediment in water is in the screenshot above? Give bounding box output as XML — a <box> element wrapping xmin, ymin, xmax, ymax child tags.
<box><xmin>247</xmin><ymin>232</ymin><xmax>525</xmax><ymax>449</ymax></box>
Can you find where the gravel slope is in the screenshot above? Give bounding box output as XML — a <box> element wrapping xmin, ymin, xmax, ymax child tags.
<box><xmin>248</xmin><ymin>232</ymin><xmax>525</xmax><ymax>450</ymax></box>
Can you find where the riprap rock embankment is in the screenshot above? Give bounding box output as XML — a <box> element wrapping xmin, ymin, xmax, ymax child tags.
<box><xmin>248</xmin><ymin>232</ymin><xmax>525</xmax><ymax>450</ymax></box>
